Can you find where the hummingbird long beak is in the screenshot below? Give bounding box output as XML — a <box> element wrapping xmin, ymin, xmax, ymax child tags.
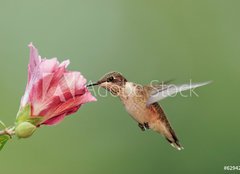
<box><xmin>86</xmin><ymin>82</ymin><xmax>100</xmax><ymax>87</ymax></box>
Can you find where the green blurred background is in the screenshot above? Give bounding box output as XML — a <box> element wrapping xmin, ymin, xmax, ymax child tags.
<box><xmin>0</xmin><ymin>0</ymin><xmax>239</xmax><ymax>173</ymax></box>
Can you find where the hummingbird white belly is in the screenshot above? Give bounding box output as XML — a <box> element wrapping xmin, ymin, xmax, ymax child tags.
<box><xmin>120</xmin><ymin>82</ymin><xmax>148</xmax><ymax>124</ymax></box>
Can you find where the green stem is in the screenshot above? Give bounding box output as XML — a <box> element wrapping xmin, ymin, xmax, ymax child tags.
<box><xmin>0</xmin><ymin>127</ymin><xmax>15</xmax><ymax>137</ymax></box>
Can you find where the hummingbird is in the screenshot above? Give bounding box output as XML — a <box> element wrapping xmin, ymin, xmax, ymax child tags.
<box><xmin>87</xmin><ymin>72</ymin><xmax>210</xmax><ymax>150</ymax></box>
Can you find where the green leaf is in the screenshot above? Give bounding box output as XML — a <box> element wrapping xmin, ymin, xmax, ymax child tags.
<box><xmin>16</xmin><ymin>105</ymin><xmax>43</xmax><ymax>126</ymax></box>
<box><xmin>27</xmin><ymin>117</ymin><xmax>43</xmax><ymax>125</ymax></box>
<box><xmin>0</xmin><ymin>135</ymin><xmax>10</xmax><ymax>151</ymax></box>
<box><xmin>0</xmin><ymin>120</ymin><xmax>6</xmax><ymax>129</ymax></box>
<box><xmin>16</xmin><ymin>105</ymin><xmax>31</xmax><ymax>123</ymax></box>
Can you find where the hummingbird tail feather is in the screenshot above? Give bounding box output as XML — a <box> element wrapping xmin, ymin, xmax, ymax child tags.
<box><xmin>165</xmin><ymin>128</ymin><xmax>184</xmax><ymax>150</ymax></box>
<box><xmin>170</xmin><ymin>141</ymin><xmax>184</xmax><ymax>150</ymax></box>
<box><xmin>152</xmin><ymin>103</ymin><xmax>184</xmax><ymax>150</ymax></box>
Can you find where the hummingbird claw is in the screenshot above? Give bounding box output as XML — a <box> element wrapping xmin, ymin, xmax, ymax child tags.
<box><xmin>138</xmin><ymin>123</ymin><xmax>145</xmax><ymax>131</ymax></box>
<box><xmin>144</xmin><ymin>122</ymin><xmax>149</xmax><ymax>129</ymax></box>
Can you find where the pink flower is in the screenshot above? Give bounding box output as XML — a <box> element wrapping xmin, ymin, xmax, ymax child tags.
<box><xmin>17</xmin><ymin>43</ymin><xmax>96</xmax><ymax>127</ymax></box>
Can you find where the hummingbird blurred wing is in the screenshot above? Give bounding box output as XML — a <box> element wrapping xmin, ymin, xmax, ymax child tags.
<box><xmin>146</xmin><ymin>81</ymin><xmax>211</xmax><ymax>106</ymax></box>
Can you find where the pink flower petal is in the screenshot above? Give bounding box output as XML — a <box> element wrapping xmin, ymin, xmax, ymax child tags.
<box><xmin>20</xmin><ymin>43</ymin><xmax>96</xmax><ymax>126</ymax></box>
<box><xmin>39</xmin><ymin>58</ymin><xmax>59</xmax><ymax>74</ymax></box>
<box><xmin>42</xmin><ymin>114</ymin><xmax>66</xmax><ymax>126</ymax></box>
<box><xmin>28</xmin><ymin>43</ymin><xmax>41</xmax><ymax>80</ymax></box>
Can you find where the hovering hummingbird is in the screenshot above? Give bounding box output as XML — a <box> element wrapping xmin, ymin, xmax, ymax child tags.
<box><xmin>87</xmin><ymin>72</ymin><xmax>210</xmax><ymax>150</ymax></box>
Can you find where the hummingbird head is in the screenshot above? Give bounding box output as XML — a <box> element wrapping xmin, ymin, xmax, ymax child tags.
<box><xmin>87</xmin><ymin>71</ymin><xmax>127</xmax><ymax>95</ymax></box>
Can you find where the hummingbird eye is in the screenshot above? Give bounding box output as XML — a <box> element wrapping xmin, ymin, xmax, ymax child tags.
<box><xmin>107</xmin><ymin>76</ymin><xmax>114</xmax><ymax>82</ymax></box>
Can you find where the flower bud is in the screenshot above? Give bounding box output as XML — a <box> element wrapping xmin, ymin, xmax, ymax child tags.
<box><xmin>15</xmin><ymin>122</ymin><xmax>36</xmax><ymax>138</ymax></box>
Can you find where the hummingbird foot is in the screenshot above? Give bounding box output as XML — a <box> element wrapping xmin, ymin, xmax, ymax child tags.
<box><xmin>144</xmin><ymin>122</ymin><xmax>149</xmax><ymax>129</ymax></box>
<box><xmin>138</xmin><ymin>122</ymin><xmax>149</xmax><ymax>131</ymax></box>
<box><xmin>138</xmin><ymin>123</ymin><xmax>146</xmax><ymax>131</ymax></box>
